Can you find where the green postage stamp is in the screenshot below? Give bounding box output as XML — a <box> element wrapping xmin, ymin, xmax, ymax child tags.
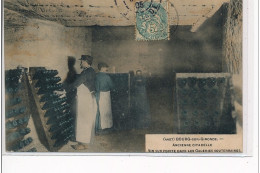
<box><xmin>135</xmin><ymin>0</ymin><xmax>169</xmax><ymax>41</ymax></box>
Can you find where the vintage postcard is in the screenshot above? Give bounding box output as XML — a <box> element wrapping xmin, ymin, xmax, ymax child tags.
<box><xmin>3</xmin><ymin>0</ymin><xmax>244</xmax><ymax>154</ymax></box>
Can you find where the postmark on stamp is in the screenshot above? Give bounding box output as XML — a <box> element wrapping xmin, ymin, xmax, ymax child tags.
<box><xmin>135</xmin><ymin>0</ymin><xmax>169</xmax><ymax>41</ymax></box>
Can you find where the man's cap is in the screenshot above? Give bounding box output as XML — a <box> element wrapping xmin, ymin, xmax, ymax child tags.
<box><xmin>98</xmin><ymin>62</ymin><xmax>109</xmax><ymax>70</ymax></box>
<box><xmin>79</xmin><ymin>55</ymin><xmax>93</xmax><ymax>64</ymax></box>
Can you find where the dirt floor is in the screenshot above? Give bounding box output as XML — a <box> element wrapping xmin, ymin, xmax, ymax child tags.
<box><xmin>14</xmin><ymin>86</ymin><xmax>242</xmax><ymax>153</ymax></box>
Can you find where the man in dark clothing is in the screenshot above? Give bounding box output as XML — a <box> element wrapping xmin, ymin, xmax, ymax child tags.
<box><xmin>95</xmin><ymin>62</ymin><xmax>114</xmax><ymax>133</ymax></box>
<box><xmin>67</xmin><ymin>55</ymin><xmax>96</xmax><ymax>92</ymax></box>
<box><xmin>66</xmin><ymin>55</ymin><xmax>97</xmax><ymax>150</ymax></box>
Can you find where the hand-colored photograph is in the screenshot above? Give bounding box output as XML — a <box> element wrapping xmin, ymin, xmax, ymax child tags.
<box><xmin>3</xmin><ymin>0</ymin><xmax>243</xmax><ymax>153</ymax></box>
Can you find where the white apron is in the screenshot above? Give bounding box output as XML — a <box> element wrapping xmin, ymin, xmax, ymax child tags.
<box><xmin>76</xmin><ymin>84</ymin><xmax>97</xmax><ymax>144</ymax></box>
<box><xmin>99</xmin><ymin>91</ymin><xmax>113</xmax><ymax>129</ymax></box>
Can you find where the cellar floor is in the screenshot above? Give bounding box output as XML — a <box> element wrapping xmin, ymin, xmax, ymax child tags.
<box><xmin>23</xmin><ymin>86</ymin><xmax>242</xmax><ymax>153</ymax></box>
<box><xmin>27</xmin><ymin>87</ymin><xmax>175</xmax><ymax>153</ymax></box>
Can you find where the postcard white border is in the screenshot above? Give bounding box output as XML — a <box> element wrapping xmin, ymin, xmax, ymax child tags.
<box><xmin>0</xmin><ymin>0</ymin><xmax>258</xmax><ymax>159</ymax></box>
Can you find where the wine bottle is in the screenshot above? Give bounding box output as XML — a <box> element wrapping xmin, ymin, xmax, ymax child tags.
<box><xmin>177</xmin><ymin>78</ymin><xmax>187</xmax><ymax>88</ymax></box>
<box><xmin>6</xmin><ymin>87</ymin><xmax>20</xmax><ymax>94</ymax></box>
<box><xmin>198</xmin><ymin>79</ymin><xmax>207</xmax><ymax>88</ymax></box>
<box><xmin>48</xmin><ymin>117</ymin><xmax>73</xmax><ymax>132</ymax></box>
<box><xmin>40</xmin><ymin>93</ymin><xmax>61</xmax><ymax>102</ymax></box>
<box><xmin>61</xmin><ymin>125</ymin><xmax>73</xmax><ymax>135</ymax></box>
<box><xmin>46</xmin><ymin>111</ymin><xmax>71</xmax><ymax>125</ymax></box>
<box><xmin>24</xmin><ymin>137</ymin><xmax>33</xmax><ymax>145</ymax></box>
<box><xmin>46</xmin><ymin>83</ymin><xmax>63</xmax><ymax>91</ymax></box>
<box><xmin>64</xmin><ymin>133</ymin><xmax>73</xmax><ymax>141</ymax></box>
<box><xmin>32</xmin><ymin>69</ymin><xmax>46</xmax><ymax>77</ymax></box>
<box><xmin>6</xmin><ymin>116</ymin><xmax>30</xmax><ymax>129</ymax></box>
<box><xmin>187</xmin><ymin>77</ymin><xmax>197</xmax><ymax>87</ymax></box>
<box><xmin>45</xmin><ymin>77</ymin><xmax>61</xmax><ymax>83</ymax></box>
<box><xmin>33</xmin><ymin>70</ymin><xmax>58</xmax><ymax>80</ymax></box>
<box><xmin>31</xmin><ymin>69</ymin><xmax>44</xmax><ymax>79</ymax></box>
<box><xmin>6</xmin><ymin>83</ymin><xmax>22</xmax><ymax>91</ymax></box>
<box><xmin>5</xmin><ymin>73</ymin><xmax>22</xmax><ymax>88</ymax></box>
<box><xmin>11</xmin><ymin>137</ymin><xmax>33</xmax><ymax>151</ymax></box>
<box><xmin>53</xmin><ymin>134</ymin><xmax>72</xmax><ymax>148</ymax></box>
<box><xmin>6</xmin><ymin>97</ymin><xmax>22</xmax><ymax>107</ymax></box>
<box><xmin>6</xmin><ymin>119</ymin><xmax>18</xmax><ymax>129</ymax></box>
<box><xmin>58</xmin><ymin>117</ymin><xmax>73</xmax><ymax>126</ymax></box>
<box><xmin>51</xmin><ymin>125</ymin><xmax>73</xmax><ymax>138</ymax></box>
<box><xmin>7</xmin><ymin>128</ymin><xmax>31</xmax><ymax>143</ymax></box>
<box><xmin>18</xmin><ymin>116</ymin><xmax>30</xmax><ymax>124</ymax></box>
<box><xmin>6</xmin><ymin>106</ymin><xmax>26</xmax><ymax>118</ymax></box>
<box><xmin>55</xmin><ymin>130</ymin><xmax>73</xmax><ymax>141</ymax></box>
<box><xmin>42</xmin><ymin>97</ymin><xmax>68</xmax><ymax>110</ymax></box>
<box><xmin>5</xmin><ymin>76</ymin><xmax>20</xmax><ymax>83</ymax></box>
<box><xmin>51</xmin><ymin>127</ymin><xmax>73</xmax><ymax>140</ymax></box>
<box><xmin>44</xmin><ymin>109</ymin><xmax>62</xmax><ymax>118</ymax></box>
<box><xmin>42</xmin><ymin>70</ymin><xmax>58</xmax><ymax>76</ymax></box>
<box><xmin>37</xmin><ymin>83</ymin><xmax>63</xmax><ymax>95</ymax></box>
<box><xmin>217</xmin><ymin>77</ymin><xmax>225</xmax><ymax>87</ymax></box>
<box><xmin>35</xmin><ymin>77</ymin><xmax>61</xmax><ymax>88</ymax></box>
<box><xmin>54</xmin><ymin>116</ymin><xmax>73</xmax><ymax>127</ymax></box>
<box><xmin>44</xmin><ymin>103</ymin><xmax>70</xmax><ymax>117</ymax></box>
<box><xmin>206</xmin><ymin>77</ymin><xmax>216</xmax><ymax>88</ymax></box>
<box><xmin>6</xmin><ymin>69</ymin><xmax>22</xmax><ymax>79</ymax></box>
<box><xmin>49</xmin><ymin>122</ymin><xmax>72</xmax><ymax>135</ymax></box>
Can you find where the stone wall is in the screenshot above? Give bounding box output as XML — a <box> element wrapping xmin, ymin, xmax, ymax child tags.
<box><xmin>4</xmin><ymin>8</ymin><xmax>92</xmax><ymax>80</ymax></box>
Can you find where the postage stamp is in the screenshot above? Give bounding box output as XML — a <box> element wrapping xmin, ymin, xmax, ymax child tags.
<box><xmin>135</xmin><ymin>0</ymin><xmax>169</xmax><ymax>41</ymax></box>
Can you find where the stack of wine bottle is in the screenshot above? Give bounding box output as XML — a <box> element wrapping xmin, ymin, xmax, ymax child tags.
<box><xmin>176</xmin><ymin>73</ymin><xmax>235</xmax><ymax>134</ymax></box>
<box><xmin>28</xmin><ymin>67</ymin><xmax>72</xmax><ymax>151</ymax></box>
<box><xmin>5</xmin><ymin>68</ymin><xmax>37</xmax><ymax>152</ymax></box>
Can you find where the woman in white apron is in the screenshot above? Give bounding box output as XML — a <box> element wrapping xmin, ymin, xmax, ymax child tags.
<box><xmin>67</xmin><ymin>55</ymin><xmax>97</xmax><ymax>150</ymax></box>
<box><xmin>95</xmin><ymin>62</ymin><xmax>114</xmax><ymax>132</ymax></box>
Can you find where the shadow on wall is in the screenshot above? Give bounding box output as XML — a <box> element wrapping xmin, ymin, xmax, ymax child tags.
<box><xmin>4</xmin><ymin>8</ymin><xmax>92</xmax><ymax>80</ymax></box>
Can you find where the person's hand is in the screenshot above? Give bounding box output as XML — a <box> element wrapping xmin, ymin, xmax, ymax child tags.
<box><xmin>91</xmin><ymin>91</ymin><xmax>96</xmax><ymax>97</ymax></box>
<box><xmin>61</xmin><ymin>84</ymin><xmax>68</xmax><ymax>91</ymax></box>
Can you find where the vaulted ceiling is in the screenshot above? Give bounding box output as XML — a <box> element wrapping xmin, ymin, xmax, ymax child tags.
<box><xmin>4</xmin><ymin>0</ymin><xmax>229</xmax><ymax>31</ymax></box>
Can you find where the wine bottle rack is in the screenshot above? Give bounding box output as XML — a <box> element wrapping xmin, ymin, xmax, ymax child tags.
<box><xmin>176</xmin><ymin>73</ymin><xmax>236</xmax><ymax>134</ymax></box>
<box><xmin>28</xmin><ymin>67</ymin><xmax>72</xmax><ymax>151</ymax></box>
<box><xmin>108</xmin><ymin>73</ymin><xmax>132</xmax><ymax>130</ymax></box>
<box><xmin>5</xmin><ymin>68</ymin><xmax>37</xmax><ymax>152</ymax></box>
